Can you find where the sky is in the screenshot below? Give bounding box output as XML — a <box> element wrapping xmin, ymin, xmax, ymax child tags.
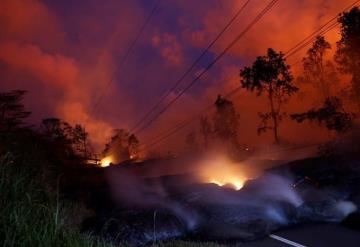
<box><xmin>0</xmin><ymin>0</ymin><xmax>354</xmax><ymax>152</ymax></box>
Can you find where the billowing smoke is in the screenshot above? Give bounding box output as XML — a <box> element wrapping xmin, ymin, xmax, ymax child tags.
<box><xmin>334</xmin><ymin>201</ymin><xmax>357</xmax><ymax>219</ymax></box>
<box><xmin>104</xmin><ymin>164</ymin><xmax>199</xmax><ymax>230</ymax></box>
<box><xmin>0</xmin><ymin>0</ymin><xmax>354</xmax><ymax>151</ymax></box>
<box><xmin>101</xmin><ymin>151</ymin><xmax>357</xmax><ymax>244</ymax></box>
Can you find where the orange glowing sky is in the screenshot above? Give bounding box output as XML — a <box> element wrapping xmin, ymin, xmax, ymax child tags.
<box><xmin>0</xmin><ymin>0</ymin><xmax>354</xmax><ymax>151</ymax></box>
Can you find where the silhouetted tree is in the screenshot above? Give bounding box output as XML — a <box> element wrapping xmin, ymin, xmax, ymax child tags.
<box><xmin>213</xmin><ymin>95</ymin><xmax>239</xmax><ymax>152</ymax></box>
<box><xmin>72</xmin><ymin>124</ymin><xmax>89</xmax><ymax>158</ymax></box>
<box><xmin>0</xmin><ymin>90</ymin><xmax>30</xmax><ymax>134</ymax></box>
<box><xmin>240</xmin><ymin>48</ymin><xmax>298</xmax><ymax>144</ymax></box>
<box><xmin>199</xmin><ymin>115</ymin><xmax>212</xmax><ymax>148</ymax></box>
<box><xmin>335</xmin><ymin>7</ymin><xmax>360</xmax><ymax>111</ymax></box>
<box><xmin>291</xmin><ymin>97</ymin><xmax>354</xmax><ymax>133</ymax></box>
<box><xmin>41</xmin><ymin>118</ymin><xmax>71</xmax><ymax>142</ymax></box>
<box><xmin>41</xmin><ymin>118</ymin><xmax>91</xmax><ymax>158</ymax></box>
<box><xmin>103</xmin><ymin>129</ymin><xmax>140</xmax><ymax>163</ymax></box>
<box><xmin>300</xmin><ymin>36</ymin><xmax>339</xmax><ymax>100</ymax></box>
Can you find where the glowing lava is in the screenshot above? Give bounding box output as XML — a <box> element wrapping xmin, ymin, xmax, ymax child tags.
<box><xmin>197</xmin><ymin>155</ymin><xmax>248</xmax><ymax>190</ymax></box>
<box><xmin>100</xmin><ymin>156</ymin><xmax>113</xmax><ymax>167</ymax></box>
<box><xmin>210</xmin><ymin>178</ymin><xmax>244</xmax><ymax>190</ymax></box>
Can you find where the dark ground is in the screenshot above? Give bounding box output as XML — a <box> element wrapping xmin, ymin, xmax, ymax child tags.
<box><xmin>72</xmin><ymin>155</ymin><xmax>360</xmax><ymax>246</ymax></box>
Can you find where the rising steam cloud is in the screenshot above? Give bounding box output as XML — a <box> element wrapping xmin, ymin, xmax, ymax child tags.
<box><xmin>103</xmin><ymin>151</ymin><xmax>356</xmax><ymax>241</ymax></box>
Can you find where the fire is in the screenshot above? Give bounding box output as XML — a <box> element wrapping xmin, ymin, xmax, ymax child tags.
<box><xmin>210</xmin><ymin>178</ymin><xmax>244</xmax><ymax>190</ymax></box>
<box><xmin>198</xmin><ymin>155</ymin><xmax>247</xmax><ymax>190</ymax></box>
<box><xmin>100</xmin><ymin>156</ymin><xmax>113</xmax><ymax>167</ymax></box>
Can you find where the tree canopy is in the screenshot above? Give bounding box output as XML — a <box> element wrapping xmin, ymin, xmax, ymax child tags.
<box><xmin>301</xmin><ymin>36</ymin><xmax>336</xmax><ymax>100</ymax></box>
<box><xmin>102</xmin><ymin>129</ymin><xmax>139</xmax><ymax>163</ymax></box>
<box><xmin>240</xmin><ymin>48</ymin><xmax>298</xmax><ymax>144</ymax></box>
<box><xmin>335</xmin><ymin>7</ymin><xmax>360</xmax><ymax>111</ymax></box>
<box><xmin>291</xmin><ymin>97</ymin><xmax>354</xmax><ymax>133</ymax></box>
<box><xmin>213</xmin><ymin>95</ymin><xmax>239</xmax><ymax>142</ymax></box>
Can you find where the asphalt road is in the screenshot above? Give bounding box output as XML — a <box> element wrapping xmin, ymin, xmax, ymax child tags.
<box><xmin>241</xmin><ymin>223</ymin><xmax>360</xmax><ymax>247</ymax></box>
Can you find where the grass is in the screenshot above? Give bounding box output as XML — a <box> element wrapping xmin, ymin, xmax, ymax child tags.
<box><xmin>0</xmin><ymin>147</ymin><xmax>226</xmax><ymax>247</ymax></box>
<box><xmin>0</xmin><ymin>152</ymin><xmax>114</xmax><ymax>247</ymax></box>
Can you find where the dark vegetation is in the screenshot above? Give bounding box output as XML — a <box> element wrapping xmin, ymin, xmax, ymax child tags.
<box><xmin>0</xmin><ymin>89</ymin><xmax>218</xmax><ymax>247</ymax></box>
<box><xmin>335</xmin><ymin>7</ymin><xmax>360</xmax><ymax>112</ymax></box>
<box><xmin>240</xmin><ymin>48</ymin><xmax>298</xmax><ymax>144</ymax></box>
<box><xmin>0</xmin><ymin>153</ymin><xmax>111</xmax><ymax>247</ymax></box>
<box><xmin>298</xmin><ymin>36</ymin><xmax>337</xmax><ymax>101</ymax></box>
<box><xmin>102</xmin><ymin>129</ymin><xmax>140</xmax><ymax>163</ymax></box>
<box><xmin>291</xmin><ymin>97</ymin><xmax>354</xmax><ymax>133</ymax></box>
<box><xmin>0</xmin><ymin>91</ymin><xmax>112</xmax><ymax>246</ymax></box>
<box><xmin>1</xmin><ymin>6</ymin><xmax>360</xmax><ymax>247</ymax></box>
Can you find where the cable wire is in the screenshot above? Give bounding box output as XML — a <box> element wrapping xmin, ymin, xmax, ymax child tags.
<box><xmin>139</xmin><ymin>83</ymin><xmax>242</xmax><ymax>151</ymax></box>
<box><xmin>135</xmin><ymin>0</ymin><xmax>280</xmax><ymax>135</ymax></box>
<box><xmin>129</xmin><ymin>0</ymin><xmax>252</xmax><ymax>133</ymax></box>
<box><xmin>285</xmin><ymin>0</ymin><xmax>360</xmax><ymax>59</ymax></box>
<box><xmin>138</xmin><ymin>0</ymin><xmax>360</xmax><ymax>151</ymax></box>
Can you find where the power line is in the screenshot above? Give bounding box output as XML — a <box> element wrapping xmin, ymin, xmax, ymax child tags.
<box><xmin>134</xmin><ymin>0</ymin><xmax>280</xmax><ymax>135</ymax></box>
<box><xmin>135</xmin><ymin>0</ymin><xmax>278</xmax><ymax>135</ymax></box>
<box><xmin>91</xmin><ymin>0</ymin><xmax>161</xmax><ymax>115</ymax></box>
<box><xmin>138</xmin><ymin>1</ymin><xmax>360</xmax><ymax>152</ymax></box>
<box><xmin>285</xmin><ymin>22</ymin><xmax>339</xmax><ymax>67</ymax></box>
<box><xmin>285</xmin><ymin>19</ymin><xmax>337</xmax><ymax>56</ymax></box>
<box><xmin>286</xmin><ymin>0</ymin><xmax>360</xmax><ymax>65</ymax></box>
<box><xmin>139</xmin><ymin>83</ymin><xmax>242</xmax><ymax>151</ymax></box>
<box><xmin>285</xmin><ymin>22</ymin><xmax>339</xmax><ymax>59</ymax></box>
<box><xmin>138</xmin><ymin>84</ymin><xmax>314</xmax><ymax>153</ymax></box>
<box><xmin>129</xmin><ymin>0</ymin><xmax>252</xmax><ymax>133</ymax></box>
<box><xmin>285</xmin><ymin>0</ymin><xmax>360</xmax><ymax>59</ymax></box>
<box><xmin>287</xmin><ymin>23</ymin><xmax>339</xmax><ymax>67</ymax></box>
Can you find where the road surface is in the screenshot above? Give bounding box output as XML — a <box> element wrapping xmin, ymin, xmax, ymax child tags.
<box><xmin>242</xmin><ymin>223</ymin><xmax>360</xmax><ymax>247</ymax></box>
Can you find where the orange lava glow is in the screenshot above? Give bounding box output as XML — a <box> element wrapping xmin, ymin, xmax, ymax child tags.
<box><xmin>198</xmin><ymin>155</ymin><xmax>247</xmax><ymax>190</ymax></box>
<box><xmin>100</xmin><ymin>156</ymin><xmax>113</xmax><ymax>167</ymax></box>
<box><xmin>210</xmin><ymin>178</ymin><xmax>245</xmax><ymax>190</ymax></box>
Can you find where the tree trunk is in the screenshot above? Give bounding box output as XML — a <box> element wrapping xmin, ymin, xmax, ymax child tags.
<box><xmin>269</xmin><ymin>91</ymin><xmax>280</xmax><ymax>145</ymax></box>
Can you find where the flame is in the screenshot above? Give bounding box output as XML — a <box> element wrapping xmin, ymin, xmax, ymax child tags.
<box><xmin>210</xmin><ymin>178</ymin><xmax>244</xmax><ymax>190</ymax></box>
<box><xmin>100</xmin><ymin>156</ymin><xmax>113</xmax><ymax>167</ymax></box>
<box><xmin>198</xmin><ymin>155</ymin><xmax>247</xmax><ymax>190</ymax></box>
